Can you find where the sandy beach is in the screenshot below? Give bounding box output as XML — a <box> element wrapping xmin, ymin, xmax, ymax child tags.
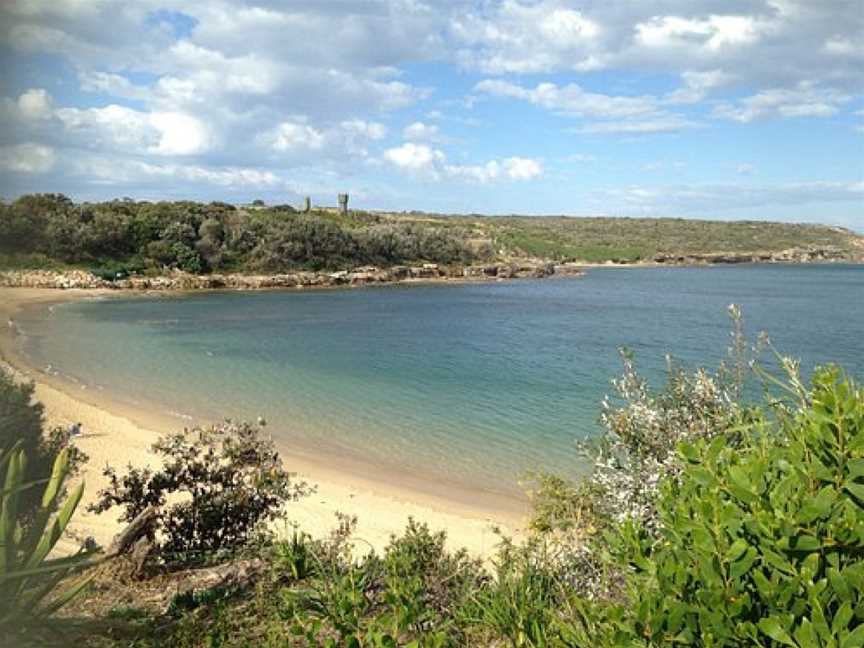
<box><xmin>0</xmin><ymin>287</ymin><xmax>525</xmax><ymax>559</ymax></box>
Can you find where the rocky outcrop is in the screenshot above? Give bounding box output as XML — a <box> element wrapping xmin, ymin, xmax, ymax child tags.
<box><xmin>652</xmin><ymin>245</ymin><xmax>853</xmax><ymax>266</ymax></box>
<box><xmin>0</xmin><ymin>262</ymin><xmax>581</xmax><ymax>291</ymax></box>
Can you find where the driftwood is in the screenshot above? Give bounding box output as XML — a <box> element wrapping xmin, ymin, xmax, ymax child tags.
<box><xmin>173</xmin><ymin>558</ymin><xmax>266</xmax><ymax>595</ymax></box>
<box><xmin>104</xmin><ymin>506</ymin><xmax>158</xmax><ymax>577</ymax></box>
<box><xmin>104</xmin><ymin>505</ymin><xmax>265</xmax><ymax>605</ymax></box>
<box><xmin>105</xmin><ymin>506</ymin><xmax>159</xmax><ymax>558</ymax></box>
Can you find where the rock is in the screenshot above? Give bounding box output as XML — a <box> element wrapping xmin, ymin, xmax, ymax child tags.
<box><xmin>409</xmin><ymin>266</ymin><xmax>440</xmax><ymax>278</ymax></box>
<box><xmin>553</xmin><ymin>263</ymin><xmax>585</xmax><ymax>276</ymax></box>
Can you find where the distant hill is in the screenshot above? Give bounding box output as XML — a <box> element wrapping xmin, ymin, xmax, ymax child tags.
<box><xmin>390</xmin><ymin>213</ymin><xmax>864</xmax><ymax>264</ymax></box>
<box><xmin>0</xmin><ymin>194</ymin><xmax>861</xmax><ymax>275</ymax></box>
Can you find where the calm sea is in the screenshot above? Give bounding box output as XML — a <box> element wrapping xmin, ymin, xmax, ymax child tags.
<box><xmin>17</xmin><ymin>264</ymin><xmax>864</xmax><ymax>497</ymax></box>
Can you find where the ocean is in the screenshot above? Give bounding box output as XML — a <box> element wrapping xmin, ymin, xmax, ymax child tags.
<box><xmin>17</xmin><ymin>264</ymin><xmax>864</xmax><ymax>498</ymax></box>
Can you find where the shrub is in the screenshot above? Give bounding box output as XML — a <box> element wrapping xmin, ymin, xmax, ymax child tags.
<box><xmin>0</xmin><ymin>371</ymin><xmax>87</xmax><ymax>521</ymax></box>
<box><xmin>591</xmin><ymin>366</ymin><xmax>864</xmax><ymax>646</ymax></box>
<box><xmin>90</xmin><ymin>421</ymin><xmax>309</xmax><ymax>562</ymax></box>
<box><xmin>285</xmin><ymin>518</ymin><xmax>484</xmax><ymax>647</ymax></box>
<box><xmin>465</xmin><ymin>544</ymin><xmax>564</xmax><ymax>647</ymax></box>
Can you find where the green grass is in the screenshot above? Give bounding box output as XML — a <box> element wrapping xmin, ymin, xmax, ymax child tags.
<box><xmin>474</xmin><ymin>216</ymin><xmax>858</xmax><ymax>262</ymax></box>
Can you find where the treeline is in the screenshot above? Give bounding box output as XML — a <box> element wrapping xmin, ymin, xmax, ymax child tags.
<box><xmin>0</xmin><ymin>194</ymin><xmax>492</xmax><ymax>275</ymax></box>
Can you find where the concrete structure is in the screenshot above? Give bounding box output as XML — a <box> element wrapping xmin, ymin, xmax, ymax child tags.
<box><xmin>303</xmin><ymin>196</ymin><xmax>311</xmax><ymax>212</ymax></box>
<box><xmin>337</xmin><ymin>193</ymin><xmax>349</xmax><ymax>214</ymax></box>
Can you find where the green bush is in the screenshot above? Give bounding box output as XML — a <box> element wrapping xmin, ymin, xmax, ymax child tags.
<box><xmin>0</xmin><ymin>371</ymin><xmax>87</xmax><ymax>522</ymax></box>
<box><xmin>595</xmin><ymin>367</ymin><xmax>864</xmax><ymax>646</ymax></box>
<box><xmin>284</xmin><ymin>518</ymin><xmax>484</xmax><ymax>647</ymax></box>
<box><xmin>90</xmin><ymin>422</ymin><xmax>309</xmax><ymax>563</ymax></box>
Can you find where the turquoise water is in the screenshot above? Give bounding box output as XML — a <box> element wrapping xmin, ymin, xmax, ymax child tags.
<box><xmin>18</xmin><ymin>265</ymin><xmax>864</xmax><ymax>497</ymax></box>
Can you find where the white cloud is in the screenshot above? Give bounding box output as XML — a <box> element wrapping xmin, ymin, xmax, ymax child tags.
<box><xmin>383</xmin><ymin>143</ymin><xmax>446</xmax><ymax>177</ymax></box>
<box><xmin>475</xmin><ymin>80</ymin><xmax>659</xmax><ymax>119</ymax></box>
<box><xmin>0</xmin><ymin>0</ymin><xmax>860</xmax><ymax>214</ymax></box>
<box><xmin>17</xmin><ymin>88</ymin><xmax>53</xmax><ymax>119</ymax></box>
<box><xmin>634</xmin><ymin>15</ymin><xmax>766</xmax><ymax>52</ymax></box>
<box><xmin>341</xmin><ymin>119</ymin><xmax>387</xmax><ymax>141</ymax></box>
<box><xmin>56</xmin><ymin>104</ymin><xmax>155</xmax><ymax>150</ymax></box>
<box><xmin>572</xmin><ymin>116</ymin><xmax>697</xmax><ymax>135</ymax></box>
<box><xmin>263</xmin><ymin>118</ymin><xmax>387</xmax><ymax>160</ymax></box>
<box><xmin>79</xmin><ymin>70</ymin><xmax>150</xmax><ymax>100</ymax></box>
<box><xmin>71</xmin><ymin>155</ymin><xmax>282</xmax><ymax>188</ymax></box>
<box><xmin>0</xmin><ymin>143</ymin><xmax>56</xmax><ymax>173</ymax></box>
<box><xmin>56</xmin><ymin>104</ymin><xmax>212</xmax><ymax>155</ymax></box>
<box><xmin>452</xmin><ymin>1</ymin><xmax>863</xmax><ymax>106</ymax></box>
<box><xmin>824</xmin><ymin>36</ymin><xmax>864</xmax><ymax>58</ymax></box>
<box><xmin>149</xmin><ymin>112</ymin><xmax>212</xmax><ymax>155</ymax></box>
<box><xmin>714</xmin><ymin>82</ymin><xmax>853</xmax><ymax>122</ymax></box>
<box><xmin>452</xmin><ymin>2</ymin><xmax>603</xmax><ymax>73</ymax></box>
<box><xmin>383</xmin><ymin>143</ymin><xmax>541</xmax><ymax>183</ymax></box>
<box><xmin>665</xmin><ymin>69</ymin><xmax>735</xmax><ymax>104</ymax></box>
<box><xmin>501</xmin><ymin>157</ymin><xmax>542</xmax><ymax>180</ymax></box>
<box><xmin>476</xmin><ymin>79</ymin><xmax>696</xmax><ymax>134</ymax></box>
<box><xmin>403</xmin><ymin>121</ymin><xmax>440</xmax><ymax>141</ymax></box>
<box><xmin>589</xmin><ymin>180</ymin><xmax>864</xmax><ymax>215</ymax></box>
<box><xmin>268</xmin><ymin>120</ymin><xmax>327</xmax><ymax>153</ymax></box>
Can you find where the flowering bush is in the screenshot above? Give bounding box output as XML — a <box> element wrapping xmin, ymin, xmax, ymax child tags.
<box><xmin>600</xmin><ymin>366</ymin><xmax>864</xmax><ymax>646</ymax></box>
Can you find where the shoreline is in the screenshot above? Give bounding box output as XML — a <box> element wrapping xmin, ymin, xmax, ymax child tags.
<box><xmin>2</xmin><ymin>248</ymin><xmax>860</xmax><ymax>293</ymax></box>
<box><xmin>0</xmin><ymin>287</ymin><xmax>528</xmax><ymax>558</ymax></box>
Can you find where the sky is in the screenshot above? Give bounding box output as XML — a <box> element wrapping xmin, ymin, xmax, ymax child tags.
<box><xmin>0</xmin><ymin>1</ymin><xmax>862</xmax><ymax>229</ymax></box>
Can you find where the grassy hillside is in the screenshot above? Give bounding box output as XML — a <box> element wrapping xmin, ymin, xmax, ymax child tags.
<box><xmin>392</xmin><ymin>213</ymin><xmax>862</xmax><ymax>263</ymax></box>
<box><xmin>0</xmin><ymin>194</ymin><xmax>860</xmax><ymax>274</ymax></box>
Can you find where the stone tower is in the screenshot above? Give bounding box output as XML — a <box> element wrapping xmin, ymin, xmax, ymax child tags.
<box><xmin>337</xmin><ymin>193</ymin><xmax>349</xmax><ymax>214</ymax></box>
<box><xmin>303</xmin><ymin>196</ymin><xmax>311</xmax><ymax>212</ymax></box>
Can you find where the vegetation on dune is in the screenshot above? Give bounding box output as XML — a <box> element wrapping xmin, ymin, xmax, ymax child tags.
<box><xmin>1</xmin><ymin>312</ymin><xmax>863</xmax><ymax>646</ymax></box>
<box><xmin>0</xmin><ymin>194</ymin><xmax>859</xmax><ymax>276</ymax></box>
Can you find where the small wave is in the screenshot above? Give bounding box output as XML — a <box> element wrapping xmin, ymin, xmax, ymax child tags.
<box><xmin>167</xmin><ymin>409</ymin><xmax>195</xmax><ymax>421</ymax></box>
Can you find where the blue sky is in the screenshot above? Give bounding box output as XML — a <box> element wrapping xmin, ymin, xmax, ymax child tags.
<box><xmin>0</xmin><ymin>1</ymin><xmax>862</xmax><ymax>230</ymax></box>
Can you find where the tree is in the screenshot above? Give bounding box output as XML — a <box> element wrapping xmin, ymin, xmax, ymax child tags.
<box><xmin>0</xmin><ymin>371</ymin><xmax>87</xmax><ymax>520</ymax></box>
<box><xmin>91</xmin><ymin>421</ymin><xmax>309</xmax><ymax>562</ymax></box>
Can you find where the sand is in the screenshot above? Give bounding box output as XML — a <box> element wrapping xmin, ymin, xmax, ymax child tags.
<box><xmin>0</xmin><ymin>287</ymin><xmax>526</xmax><ymax>559</ymax></box>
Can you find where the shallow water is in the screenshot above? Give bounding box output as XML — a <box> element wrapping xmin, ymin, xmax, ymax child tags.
<box><xmin>18</xmin><ymin>264</ymin><xmax>864</xmax><ymax>497</ymax></box>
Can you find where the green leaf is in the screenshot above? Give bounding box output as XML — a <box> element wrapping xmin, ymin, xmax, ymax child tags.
<box><xmin>842</xmin><ymin>623</ymin><xmax>864</xmax><ymax>648</ymax></box>
<box><xmin>726</xmin><ymin>539</ymin><xmax>749</xmax><ymax>563</ymax></box>
<box><xmin>848</xmin><ymin>459</ymin><xmax>864</xmax><ymax>479</ymax></box>
<box><xmin>845</xmin><ymin>482</ymin><xmax>864</xmax><ymax>505</ymax></box>
<box><xmin>800</xmin><ymin>487</ymin><xmax>837</xmax><ymax>523</ymax></box>
<box><xmin>830</xmin><ymin>568</ymin><xmax>854</xmax><ymax>603</ymax></box>
<box><xmin>758</xmin><ymin>617</ymin><xmax>796</xmax><ymax>647</ymax></box>
<box><xmin>793</xmin><ymin>619</ymin><xmax>818</xmax><ymax>647</ymax></box>
<box><xmin>26</xmin><ymin>481</ymin><xmax>84</xmax><ymax>570</ymax></box>
<box><xmin>781</xmin><ymin>534</ymin><xmax>821</xmax><ymax>553</ymax></box>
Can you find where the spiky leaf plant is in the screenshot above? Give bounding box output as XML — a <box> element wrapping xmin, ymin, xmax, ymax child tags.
<box><xmin>0</xmin><ymin>445</ymin><xmax>96</xmax><ymax>632</ymax></box>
